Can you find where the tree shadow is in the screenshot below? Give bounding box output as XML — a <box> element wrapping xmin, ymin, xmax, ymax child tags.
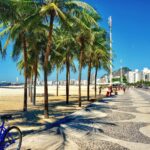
<box><xmin>0</xmin><ymin>93</ymin><xmax>117</xmax><ymax>140</ymax></box>
<box><xmin>35</xmin><ymin>113</ymin><xmax>117</xmax><ymax>150</ymax></box>
<box><xmin>40</xmin><ymin>104</ymin><xmax>117</xmax><ymax>132</ymax></box>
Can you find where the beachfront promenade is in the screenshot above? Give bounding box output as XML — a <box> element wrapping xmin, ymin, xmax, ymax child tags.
<box><xmin>20</xmin><ymin>88</ymin><xmax>150</xmax><ymax>150</ymax></box>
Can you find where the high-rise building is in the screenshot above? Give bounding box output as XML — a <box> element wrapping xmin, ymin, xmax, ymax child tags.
<box><xmin>143</xmin><ymin>68</ymin><xmax>150</xmax><ymax>81</ymax></box>
<box><xmin>127</xmin><ymin>68</ymin><xmax>150</xmax><ymax>83</ymax></box>
<box><xmin>127</xmin><ymin>71</ymin><xmax>135</xmax><ymax>83</ymax></box>
<box><xmin>135</xmin><ymin>69</ymin><xmax>142</xmax><ymax>82</ymax></box>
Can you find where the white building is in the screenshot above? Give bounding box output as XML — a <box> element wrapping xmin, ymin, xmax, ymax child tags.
<box><xmin>100</xmin><ymin>75</ymin><xmax>109</xmax><ymax>84</ymax></box>
<box><xmin>59</xmin><ymin>80</ymin><xmax>66</xmax><ymax>85</ymax></box>
<box><xmin>143</xmin><ymin>68</ymin><xmax>150</xmax><ymax>81</ymax></box>
<box><xmin>81</xmin><ymin>80</ymin><xmax>87</xmax><ymax>85</ymax></box>
<box><xmin>127</xmin><ymin>68</ymin><xmax>150</xmax><ymax>83</ymax></box>
<box><xmin>48</xmin><ymin>81</ymin><xmax>53</xmax><ymax>85</ymax></box>
<box><xmin>127</xmin><ymin>71</ymin><xmax>135</xmax><ymax>83</ymax></box>
<box><xmin>96</xmin><ymin>79</ymin><xmax>101</xmax><ymax>85</ymax></box>
<box><xmin>135</xmin><ymin>69</ymin><xmax>142</xmax><ymax>82</ymax></box>
<box><xmin>74</xmin><ymin>80</ymin><xmax>87</xmax><ymax>85</ymax></box>
<box><xmin>74</xmin><ymin>80</ymin><xmax>79</xmax><ymax>85</ymax></box>
<box><xmin>70</xmin><ymin>79</ymin><xmax>76</xmax><ymax>85</ymax></box>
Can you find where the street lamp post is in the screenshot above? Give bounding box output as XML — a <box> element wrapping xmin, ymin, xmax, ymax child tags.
<box><xmin>108</xmin><ymin>16</ymin><xmax>113</xmax><ymax>85</ymax></box>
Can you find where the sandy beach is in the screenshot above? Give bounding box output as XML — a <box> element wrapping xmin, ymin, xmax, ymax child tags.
<box><xmin>0</xmin><ymin>85</ymin><xmax>103</xmax><ymax>96</ymax></box>
<box><xmin>0</xmin><ymin>85</ymin><xmax>106</xmax><ymax>135</ymax></box>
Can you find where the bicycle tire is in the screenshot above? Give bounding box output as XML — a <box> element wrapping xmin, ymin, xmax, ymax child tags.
<box><xmin>3</xmin><ymin>126</ymin><xmax>22</xmax><ymax>150</ymax></box>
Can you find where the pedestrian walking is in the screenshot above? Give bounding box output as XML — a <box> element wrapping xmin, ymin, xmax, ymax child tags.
<box><xmin>123</xmin><ymin>87</ymin><xmax>126</xmax><ymax>93</ymax></box>
<box><xmin>99</xmin><ymin>86</ymin><xmax>102</xmax><ymax>95</ymax></box>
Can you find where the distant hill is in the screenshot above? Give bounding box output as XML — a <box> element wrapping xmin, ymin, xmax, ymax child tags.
<box><xmin>112</xmin><ymin>67</ymin><xmax>131</xmax><ymax>77</ymax></box>
<box><xmin>102</xmin><ymin>67</ymin><xmax>131</xmax><ymax>78</ymax></box>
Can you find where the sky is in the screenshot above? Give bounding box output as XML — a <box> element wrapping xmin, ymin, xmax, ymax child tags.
<box><xmin>0</xmin><ymin>0</ymin><xmax>150</xmax><ymax>82</ymax></box>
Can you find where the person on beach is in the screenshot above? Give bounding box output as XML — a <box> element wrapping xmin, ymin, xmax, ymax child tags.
<box><xmin>110</xmin><ymin>86</ymin><xmax>113</xmax><ymax>95</ymax></box>
<box><xmin>115</xmin><ymin>87</ymin><xmax>118</xmax><ymax>95</ymax></box>
<box><xmin>123</xmin><ymin>87</ymin><xmax>126</xmax><ymax>93</ymax></box>
<box><xmin>99</xmin><ymin>86</ymin><xmax>102</xmax><ymax>95</ymax></box>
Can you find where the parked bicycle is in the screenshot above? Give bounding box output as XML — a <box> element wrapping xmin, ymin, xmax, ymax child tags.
<box><xmin>0</xmin><ymin>114</ymin><xmax>22</xmax><ymax>150</ymax></box>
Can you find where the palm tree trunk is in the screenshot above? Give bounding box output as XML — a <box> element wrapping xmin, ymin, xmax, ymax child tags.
<box><xmin>33</xmin><ymin>72</ymin><xmax>37</xmax><ymax>106</ymax></box>
<box><xmin>22</xmin><ymin>33</ymin><xmax>28</xmax><ymax>112</ymax></box>
<box><xmin>29</xmin><ymin>78</ymin><xmax>31</xmax><ymax>97</ymax></box>
<box><xmin>33</xmin><ymin>75</ymin><xmax>37</xmax><ymax>105</ymax></box>
<box><xmin>44</xmin><ymin>68</ymin><xmax>48</xmax><ymax>118</ymax></box>
<box><xmin>66</xmin><ymin>53</ymin><xmax>69</xmax><ymax>104</ymax></box>
<box><xmin>44</xmin><ymin>12</ymin><xmax>55</xmax><ymax>118</ymax></box>
<box><xmin>33</xmin><ymin>56</ymin><xmax>38</xmax><ymax>106</ymax></box>
<box><xmin>78</xmin><ymin>50</ymin><xmax>83</xmax><ymax>107</ymax></box>
<box><xmin>56</xmin><ymin>67</ymin><xmax>59</xmax><ymax>96</ymax></box>
<box><xmin>95</xmin><ymin>67</ymin><xmax>98</xmax><ymax>99</ymax></box>
<box><xmin>30</xmin><ymin>76</ymin><xmax>33</xmax><ymax>103</ymax></box>
<box><xmin>87</xmin><ymin>59</ymin><xmax>91</xmax><ymax>101</ymax></box>
<box><xmin>68</xmin><ymin>60</ymin><xmax>70</xmax><ymax>86</ymax></box>
<box><xmin>23</xmin><ymin>76</ymin><xmax>28</xmax><ymax>112</ymax></box>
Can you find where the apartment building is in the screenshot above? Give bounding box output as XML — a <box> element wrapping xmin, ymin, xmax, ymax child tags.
<box><xmin>127</xmin><ymin>68</ymin><xmax>150</xmax><ymax>83</ymax></box>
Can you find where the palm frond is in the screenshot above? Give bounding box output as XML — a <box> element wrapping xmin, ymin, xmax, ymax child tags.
<box><xmin>66</xmin><ymin>1</ymin><xmax>97</xmax><ymax>14</ymax></box>
<box><xmin>12</xmin><ymin>36</ymin><xmax>22</xmax><ymax>61</ymax></box>
<box><xmin>0</xmin><ymin>26</ymin><xmax>11</xmax><ymax>38</ymax></box>
<box><xmin>0</xmin><ymin>23</ymin><xmax>4</xmax><ymax>29</ymax></box>
<box><xmin>54</xmin><ymin>5</ymin><xmax>66</xmax><ymax>21</ymax></box>
<box><xmin>81</xmin><ymin>10</ymin><xmax>98</xmax><ymax>27</ymax></box>
<box><xmin>0</xmin><ymin>40</ymin><xmax>3</xmax><ymax>58</ymax></box>
<box><xmin>70</xmin><ymin>15</ymin><xmax>89</xmax><ymax>31</ymax></box>
<box><xmin>40</xmin><ymin>2</ymin><xmax>56</xmax><ymax>15</ymax></box>
<box><xmin>17</xmin><ymin>59</ymin><xmax>24</xmax><ymax>74</ymax></box>
<box><xmin>0</xmin><ymin>40</ymin><xmax>7</xmax><ymax>58</ymax></box>
<box><xmin>3</xmin><ymin>37</ymin><xmax>11</xmax><ymax>51</ymax></box>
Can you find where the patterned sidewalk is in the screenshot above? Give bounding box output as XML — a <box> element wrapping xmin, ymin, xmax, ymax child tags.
<box><xmin>21</xmin><ymin>88</ymin><xmax>150</xmax><ymax>150</ymax></box>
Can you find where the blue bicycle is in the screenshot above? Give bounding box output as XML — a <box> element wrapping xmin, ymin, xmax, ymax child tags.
<box><xmin>0</xmin><ymin>114</ymin><xmax>22</xmax><ymax>150</ymax></box>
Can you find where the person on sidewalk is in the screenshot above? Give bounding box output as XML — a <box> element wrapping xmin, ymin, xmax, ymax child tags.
<box><xmin>99</xmin><ymin>86</ymin><xmax>102</xmax><ymax>95</ymax></box>
<box><xmin>123</xmin><ymin>87</ymin><xmax>126</xmax><ymax>93</ymax></box>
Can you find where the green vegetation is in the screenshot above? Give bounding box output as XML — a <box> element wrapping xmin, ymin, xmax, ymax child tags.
<box><xmin>0</xmin><ymin>0</ymin><xmax>110</xmax><ymax>118</ymax></box>
<box><xmin>112</xmin><ymin>77</ymin><xmax>120</xmax><ymax>82</ymax></box>
<box><xmin>128</xmin><ymin>80</ymin><xmax>150</xmax><ymax>87</ymax></box>
<box><xmin>123</xmin><ymin>75</ymin><xmax>128</xmax><ymax>84</ymax></box>
<box><xmin>112</xmin><ymin>76</ymin><xmax>127</xmax><ymax>84</ymax></box>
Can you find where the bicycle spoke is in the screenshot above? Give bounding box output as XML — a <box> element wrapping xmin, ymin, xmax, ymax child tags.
<box><xmin>3</xmin><ymin>126</ymin><xmax>22</xmax><ymax>150</ymax></box>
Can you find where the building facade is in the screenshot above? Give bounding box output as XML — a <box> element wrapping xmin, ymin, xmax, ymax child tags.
<box><xmin>127</xmin><ymin>68</ymin><xmax>150</xmax><ymax>83</ymax></box>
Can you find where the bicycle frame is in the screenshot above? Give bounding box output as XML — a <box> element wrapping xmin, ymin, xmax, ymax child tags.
<box><xmin>0</xmin><ymin>121</ymin><xmax>7</xmax><ymax>142</ymax></box>
<box><xmin>0</xmin><ymin>121</ymin><xmax>15</xmax><ymax>150</ymax></box>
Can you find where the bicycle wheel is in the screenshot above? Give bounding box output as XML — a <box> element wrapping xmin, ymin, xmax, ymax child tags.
<box><xmin>3</xmin><ymin>126</ymin><xmax>22</xmax><ymax>150</ymax></box>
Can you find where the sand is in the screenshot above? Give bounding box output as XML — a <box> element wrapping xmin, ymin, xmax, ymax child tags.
<box><xmin>0</xmin><ymin>85</ymin><xmax>106</xmax><ymax>135</ymax></box>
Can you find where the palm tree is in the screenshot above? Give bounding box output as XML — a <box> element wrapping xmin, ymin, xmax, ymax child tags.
<box><xmin>87</xmin><ymin>57</ymin><xmax>92</xmax><ymax>101</ymax></box>
<box><xmin>0</xmin><ymin>0</ymin><xmax>38</xmax><ymax>111</ymax></box>
<box><xmin>27</xmin><ymin>25</ymin><xmax>48</xmax><ymax>105</ymax></box>
<box><xmin>0</xmin><ymin>0</ymin><xmax>110</xmax><ymax>118</ymax></box>
<box><xmin>51</xmin><ymin>42</ymin><xmax>63</xmax><ymax>97</ymax></box>
<box><xmin>75</xmin><ymin>11</ymin><xmax>100</xmax><ymax>106</ymax></box>
<box><xmin>16</xmin><ymin>52</ymin><xmax>34</xmax><ymax>102</ymax></box>
<box><xmin>53</xmin><ymin>51</ymin><xmax>63</xmax><ymax>97</ymax></box>
<box><xmin>39</xmin><ymin>1</ymin><xmax>97</xmax><ymax>117</ymax></box>
<box><xmin>53</xmin><ymin>26</ymin><xmax>76</xmax><ymax>104</ymax></box>
<box><xmin>79</xmin><ymin>23</ymin><xmax>110</xmax><ymax>102</ymax></box>
<box><xmin>56</xmin><ymin>65</ymin><xmax>59</xmax><ymax>96</ymax></box>
<box><xmin>92</xmin><ymin>29</ymin><xmax>110</xmax><ymax>98</ymax></box>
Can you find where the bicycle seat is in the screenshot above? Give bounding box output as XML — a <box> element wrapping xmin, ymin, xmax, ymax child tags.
<box><xmin>0</xmin><ymin>114</ymin><xmax>12</xmax><ymax>120</ymax></box>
